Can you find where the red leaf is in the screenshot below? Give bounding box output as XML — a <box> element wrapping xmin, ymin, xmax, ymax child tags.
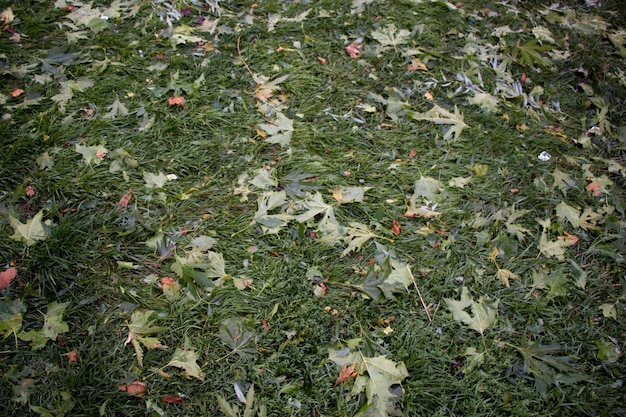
<box><xmin>345</xmin><ymin>42</ymin><xmax>362</xmax><ymax>58</ymax></box>
<box><xmin>408</xmin><ymin>150</ymin><xmax>417</xmax><ymax>158</ymax></box>
<box><xmin>161</xmin><ymin>395</ymin><xmax>185</xmax><ymax>404</ymax></box>
<box><xmin>168</xmin><ymin>96</ymin><xmax>186</xmax><ymax>108</ymax></box>
<box><xmin>334</xmin><ymin>362</ymin><xmax>358</xmax><ymax>386</ymax></box>
<box><xmin>262</xmin><ymin>319</ymin><xmax>270</xmax><ymax>332</ymax></box>
<box><xmin>118</xmin><ymin>381</ymin><xmax>147</xmax><ymax>397</ymax></box>
<box><xmin>0</xmin><ymin>267</ymin><xmax>17</xmax><ymax>290</ymax></box>
<box><xmin>391</xmin><ymin>219</ymin><xmax>402</xmax><ymax>236</ymax></box>
<box><xmin>586</xmin><ymin>182</ymin><xmax>601</xmax><ymax>197</ymax></box>
<box><xmin>68</xmin><ymin>349</ymin><xmax>78</xmax><ymax>363</ymax></box>
<box><xmin>11</xmin><ymin>88</ymin><xmax>24</xmax><ymax>98</ymax></box>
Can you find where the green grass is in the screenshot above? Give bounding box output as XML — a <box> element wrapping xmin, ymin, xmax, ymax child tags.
<box><xmin>1</xmin><ymin>0</ymin><xmax>625</xmax><ymax>416</ymax></box>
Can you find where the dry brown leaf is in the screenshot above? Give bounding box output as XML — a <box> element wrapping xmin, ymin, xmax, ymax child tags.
<box><xmin>391</xmin><ymin>219</ymin><xmax>402</xmax><ymax>236</ymax></box>
<box><xmin>334</xmin><ymin>362</ymin><xmax>358</xmax><ymax>386</ymax></box>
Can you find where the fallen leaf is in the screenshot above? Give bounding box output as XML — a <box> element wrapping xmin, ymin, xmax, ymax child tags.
<box><xmin>495</xmin><ymin>268</ymin><xmax>518</xmax><ymax>287</ymax></box>
<box><xmin>9</xmin><ymin>210</ymin><xmax>49</xmax><ymax>246</ymax></box>
<box><xmin>345</xmin><ymin>42</ymin><xmax>362</xmax><ymax>58</ymax></box>
<box><xmin>118</xmin><ymin>381</ymin><xmax>147</xmax><ymax>397</ymax></box>
<box><xmin>161</xmin><ymin>395</ymin><xmax>184</xmax><ymax>404</ymax></box>
<box><xmin>407</xmin><ymin>57</ymin><xmax>428</xmax><ymax>72</ymax></box>
<box><xmin>334</xmin><ymin>362</ymin><xmax>358</xmax><ymax>386</ymax></box>
<box><xmin>168</xmin><ymin>96</ymin><xmax>185</xmax><ymax>107</ymax></box>
<box><xmin>558</xmin><ymin>231</ymin><xmax>579</xmax><ymax>245</ymax></box>
<box><xmin>117</xmin><ymin>191</ymin><xmax>133</xmax><ymax>211</ymax></box>
<box><xmin>11</xmin><ymin>88</ymin><xmax>24</xmax><ymax>97</ymax></box>
<box><xmin>1</xmin><ymin>7</ymin><xmax>14</xmax><ymax>23</ymax></box>
<box><xmin>391</xmin><ymin>219</ymin><xmax>401</xmax><ymax>236</ymax></box>
<box><xmin>586</xmin><ymin>181</ymin><xmax>601</xmax><ymax>196</ymax></box>
<box><xmin>332</xmin><ymin>186</ymin><xmax>372</xmax><ymax>204</ymax></box>
<box><xmin>317</xmin><ymin>56</ymin><xmax>327</xmax><ymax>64</ymax></box>
<box><xmin>0</xmin><ymin>267</ymin><xmax>17</xmax><ymax>290</ymax></box>
<box><xmin>68</xmin><ymin>349</ymin><xmax>78</xmax><ymax>363</ymax></box>
<box><xmin>408</xmin><ymin>150</ymin><xmax>417</xmax><ymax>158</ymax></box>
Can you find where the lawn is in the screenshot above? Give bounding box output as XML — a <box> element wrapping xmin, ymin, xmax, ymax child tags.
<box><xmin>1</xmin><ymin>1</ymin><xmax>625</xmax><ymax>416</ymax></box>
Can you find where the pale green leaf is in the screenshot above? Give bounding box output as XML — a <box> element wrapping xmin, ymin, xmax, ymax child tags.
<box><xmin>43</xmin><ymin>302</ymin><xmax>69</xmax><ymax>340</ymax></box>
<box><xmin>599</xmin><ymin>303</ymin><xmax>617</xmax><ymax>319</ymax></box>
<box><xmin>143</xmin><ymin>171</ymin><xmax>169</xmax><ymax>188</ymax></box>
<box><xmin>166</xmin><ymin>347</ymin><xmax>205</xmax><ymax>380</ymax></box>
<box><xmin>551</xmin><ymin>168</ymin><xmax>578</xmax><ymax>195</ymax></box>
<box><xmin>445</xmin><ymin>287</ymin><xmax>498</xmax><ymax>335</ymax></box>
<box><xmin>258</xmin><ymin>112</ymin><xmax>294</xmax><ymax>147</ymax></box>
<box><xmin>9</xmin><ymin>211</ymin><xmax>48</xmax><ymax>246</ymax></box>
<box><xmin>219</xmin><ymin>317</ymin><xmax>257</xmax><ymax>358</ymax></box>
<box><xmin>448</xmin><ymin>176</ymin><xmax>472</xmax><ymax>188</ymax></box>
<box><xmin>342</xmin><ymin>222</ymin><xmax>381</xmax><ymax>256</ymax></box>
<box><xmin>412</xmin><ymin>175</ymin><xmax>442</xmax><ymax>201</ymax></box>
<box><xmin>468</xmin><ymin>92</ymin><xmax>499</xmax><ymax>113</ymax></box>
<box><xmin>75</xmin><ymin>144</ymin><xmax>108</xmax><ymax>165</ymax></box>
<box><xmin>555</xmin><ymin>202</ymin><xmax>581</xmax><ymax>228</ymax></box>
<box><xmin>332</xmin><ymin>186</ymin><xmax>372</xmax><ymax>204</ymax></box>
<box><xmin>103</xmin><ymin>98</ymin><xmax>128</xmax><ymax>118</ymax></box>
<box><xmin>371</xmin><ymin>23</ymin><xmax>411</xmax><ymax>48</ymax></box>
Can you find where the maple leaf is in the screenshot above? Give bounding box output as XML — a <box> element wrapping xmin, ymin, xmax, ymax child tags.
<box><xmin>408</xmin><ymin>104</ymin><xmax>468</xmax><ymax>140</ymax></box>
<box><xmin>551</xmin><ymin>168</ymin><xmax>578</xmax><ymax>195</ymax></box>
<box><xmin>9</xmin><ymin>210</ymin><xmax>49</xmax><ymax>246</ymax></box>
<box><xmin>371</xmin><ymin>23</ymin><xmax>411</xmax><ymax>49</ymax></box>
<box><xmin>537</xmin><ymin>219</ymin><xmax>575</xmax><ymax>260</ymax></box>
<box><xmin>0</xmin><ymin>298</ymin><xmax>26</xmax><ymax>344</ymax></box>
<box><xmin>507</xmin><ymin>39</ymin><xmax>553</xmax><ymax>67</ymax></box>
<box><xmin>253</xmin><ymin>73</ymin><xmax>289</xmax><ymax>102</ymax></box>
<box><xmin>555</xmin><ymin>202</ymin><xmax>580</xmax><ymax>229</ymax></box>
<box><xmin>495</xmin><ymin>268</ymin><xmax>517</xmax><ymax>287</ymax></box>
<box><xmin>468</xmin><ymin>92</ymin><xmax>499</xmax><ymax>113</ymax></box>
<box><xmin>43</xmin><ymin>302</ymin><xmax>70</xmax><ymax>340</ymax></box>
<box><xmin>445</xmin><ymin>287</ymin><xmax>498</xmax><ymax>336</ymax></box>
<box><xmin>505</xmin><ymin>340</ymin><xmax>587</xmax><ymax>397</ymax></box>
<box><xmin>294</xmin><ymin>192</ymin><xmax>333</xmax><ymax>223</ymax></box>
<box><xmin>342</xmin><ymin>222</ymin><xmax>387</xmax><ymax>256</ymax></box>
<box><xmin>329</xmin><ymin>347</ymin><xmax>408</xmax><ymax>417</ymax></box>
<box><xmin>125</xmin><ymin>310</ymin><xmax>168</xmax><ymax>367</ymax></box>
<box><xmin>411</xmin><ymin>175</ymin><xmax>442</xmax><ymax>200</ymax></box>
<box><xmin>504</xmin><ymin>206</ymin><xmax>532</xmax><ymax>242</ymax></box>
<box><xmin>104</xmin><ymin>98</ymin><xmax>129</xmax><ymax>118</ymax></box>
<box><xmin>332</xmin><ymin>186</ymin><xmax>372</xmax><ymax>204</ymax></box>
<box><xmin>75</xmin><ymin>144</ymin><xmax>108</xmax><ymax>165</ymax></box>
<box><xmin>218</xmin><ymin>318</ymin><xmax>257</xmax><ymax>359</ymax></box>
<box><xmin>257</xmin><ymin>112</ymin><xmax>294</xmax><ymax>147</ymax></box>
<box><xmin>171</xmin><ymin>250</ymin><xmax>228</xmax><ymax>291</ymax></box>
<box><xmin>166</xmin><ymin>347</ymin><xmax>205</xmax><ymax>380</ymax></box>
<box><xmin>252</xmin><ymin>191</ymin><xmax>293</xmax><ymax>233</ymax></box>
<box><xmin>143</xmin><ymin>171</ymin><xmax>169</xmax><ymax>188</ymax></box>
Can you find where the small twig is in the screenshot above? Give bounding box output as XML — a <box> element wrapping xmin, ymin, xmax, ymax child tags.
<box><xmin>237</xmin><ymin>35</ymin><xmax>254</xmax><ymax>77</ymax></box>
<box><xmin>407</xmin><ymin>266</ymin><xmax>432</xmax><ymax>323</ymax></box>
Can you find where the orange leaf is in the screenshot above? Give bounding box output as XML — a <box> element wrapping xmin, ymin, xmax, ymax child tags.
<box><xmin>586</xmin><ymin>182</ymin><xmax>601</xmax><ymax>197</ymax></box>
<box><xmin>408</xmin><ymin>150</ymin><xmax>417</xmax><ymax>158</ymax></box>
<box><xmin>345</xmin><ymin>42</ymin><xmax>362</xmax><ymax>58</ymax></box>
<box><xmin>168</xmin><ymin>96</ymin><xmax>186</xmax><ymax>107</ymax></box>
<box><xmin>161</xmin><ymin>395</ymin><xmax>185</xmax><ymax>404</ymax></box>
<box><xmin>334</xmin><ymin>362</ymin><xmax>358</xmax><ymax>386</ymax></box>
<box><xmin>391</xmin><ymin>219</ymin><xmax>401</xmax><ymax>236</ymax></box>
<box><xmin>68</xmin><ymin>349</ymin><xmax>78</xmax><ymax>363</ymax></box>
<box><xmin>558</xmin><ymin>231</ymin><xmax>579</xmax><ymax>245</ymax></box>
<box><xmin>407</xmin><ymin>57</ymin><xmax>428</xmax><ymax>72</ymax></box>
<box><xmin>118</xmin><ymin>381</ymin><xmax>147</xmax><ymax>397</ymax></box>
<box><xmin>117</xmin><ymin>191</ymin><xmax>133</xmax><ymax>211</ymax></box>
<box><xmin>0</xmin><ymin>267</ymin><xmax>17</xmax><ymax>290</ymax></box>
<box><xmin>11</xmin><ymin>88</ymin><xmax>24</xmax><ymax>97</ymax></box>
<box><xmin>317</xmin><ymin>56</ymin><xmax>327</xmax><ymax>65</ymax></box>
<box><xmin>261</xmin><ymin>319</ymin><xmax>270</xmax><ymax>332</ymax></box>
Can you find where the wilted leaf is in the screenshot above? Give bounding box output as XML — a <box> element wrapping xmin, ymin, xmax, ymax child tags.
<box><xmin>409</xmin><ymin>104</ymin><xmax>468</xmax><ymax>140</ymax></box>
<box><xmin>495</xmin><ymin>268</ymin><xmax>517</xmax><ymax>287</ymax></box>
<box><xmin>445</xmin><ymin>287</ymin><xmax>498</xmax><ymax>336</ymax></box>
<box><xmin>508</xmin><ymin>340</ymin><xmax>587</xmax><ymax>397</ymax></box>
<box><xmin>9</xmin><ymin>211</ymin><xmax>49</xmax><ymax>247</ymax></box>
<box><xmin>253</xmin><ymin>73</ymin><xmax>289</xmax><ymax>102</ymax></box>
<box><xmin>118</xmin><ymin>381</ymin><xmax>147</xmax><ymax>397</ymax></box>
<box><xmin>345</xmin><ymin>42</ymin><xmax>363</xmax><ymax>58</ymax></box>
<box><xmin>342</xmin><ymin>222</ymin><xmax>385</xmax><ymax>256</ymax></box>
<box><xmin>332</xmin><ymin>186</ymin><xmax>372</xmax><ymax>204</ymax></box>
<box><xmin>448</xmin><ymin>176</ymin><xmax>472</xmax><ymax>188</ymax></box>
<box><xmin>166</xmin><ymin>347</ymin><xmax>205</xmax><ymax>380</ymax></box>
<box><xmin>334</xmin><ymin>362</ymin><xmax>358</xmax><ymax>386</ymax></box>
<box><xmin>257</xmin><ymin>112</ymin><xmax>294</xmax><ymax>147</ymax></box>
<box><xmin>252</xmin><ymin>191</ymin><xmax>293</xmax><ymax>233</ymax></box>
<box><xmin>126</xmin><ymin>310</ymin><xmax>168</xmax><ymax>367</ymax></box>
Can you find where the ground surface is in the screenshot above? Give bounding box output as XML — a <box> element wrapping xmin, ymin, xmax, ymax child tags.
<box><xmin>1</xmin><ymin>1</ymin><xmax>625</xmax><ymax>416</ymax></box>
